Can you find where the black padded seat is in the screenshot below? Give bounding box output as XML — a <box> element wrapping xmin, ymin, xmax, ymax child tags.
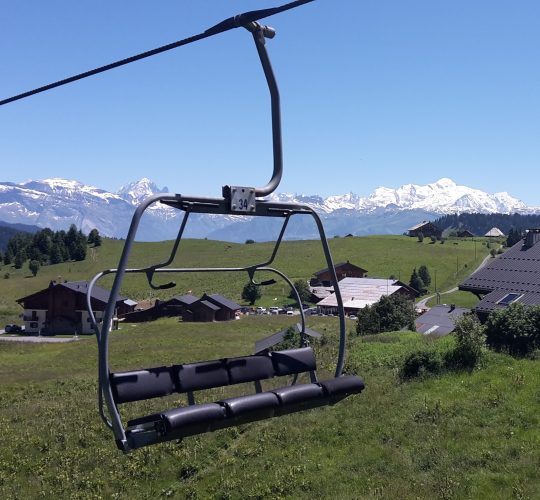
<box><xmin>219</xmin><ymin>392</ymin><xmax>280</xmax><ymax>422</ymax></box>
<box><xmin>110</xmin><ymin>366</ymin><xmax>176</xmax><ymax>404</ymax></box>
<box><xmin>271</xmin><ymin>347</ymin><xmax>317</xmax><ymax>376</ymax></box>
<box><xmin>175</xmin><ymin>360</ymin><xmax>229</xmax><ymax>392</ymax></box>
<box><xmin>272</xmin><ymin>383</ymin><xmax>325</xmax><ymax>414</ymax></box>
<box><xmin>226</xmin><ymin>354</ymin><xmax>275</xmax><ymax>384</ymax></box>
<box><xmin>318</xmin><ymin>375</ymin><xmax>365</xmax><ymax>401</ymax></box>
<box><xmin>160</xmin><ymin>403</ymin><xmax>226</xmax><ymax>437</ymax></box>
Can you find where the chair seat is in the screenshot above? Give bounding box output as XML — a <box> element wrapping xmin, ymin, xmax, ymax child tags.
<box><xmin>318</xmin><ymin>375</ymin><xmax>365</xmax><ymax>399</ymax></box>
<box><xmin>220</xmin><ymin>392</ymin><xmax>280</xmax><ymax>418</ymax></box>
<box><xmin>272</xmin><ymin>383</ymin><xmax>324</xmax><ymax>407</ymax></box>
<box><xmin>162</xmin><ymin>403</ymin><xmax>226</xmax><ymax>434</ymax></box>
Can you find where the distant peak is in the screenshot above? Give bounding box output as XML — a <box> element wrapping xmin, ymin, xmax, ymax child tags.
<box><xmin>432</xmin><ymin>178</ymin><xmax>456</xmax><ymax>187</ymax></box>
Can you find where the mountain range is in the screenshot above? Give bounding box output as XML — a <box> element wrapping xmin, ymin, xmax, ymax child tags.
<box><xmin>0</xmin><ymin>177</ymin><xmax>537</xmax><ymax>242</ymax></box>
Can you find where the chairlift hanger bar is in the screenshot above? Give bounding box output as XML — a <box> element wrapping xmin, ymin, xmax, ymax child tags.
<box><xmin>0</xmin><ymin>0</ymin><xmax>315</xmax><ymax>107</ymax></box>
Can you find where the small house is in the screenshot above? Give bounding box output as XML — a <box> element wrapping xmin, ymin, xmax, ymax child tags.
<box><xmin>183</xmin><ymin>293</ymin><xmax>241</xmax><ymax>322</ymax></box>
<box><xmin>312</xmin><ymin>261</ymin><xmax>367</xmax><ymax>287</ymax></box>
<box><xmin>408</xmin><ymin>221</ymin><xmax>442</xmax><ymax>239</ymax></box>
<box><xmin>484</xmin><ymin>227</ymin><xmax>504</xmax><ymax>238</ymax></box>
<box><xmin>415</xmin><ymin>304</ymin><xmax>469</xmax><ymax>336</ymax></box>
<box><xmin>457</xmin><ymin>229</ymin><xmax>475</xmax><ymax>238</ymax></box>
<box><xmin>17</xmin><ymin>280</ymin><xmax>136</xmax><ymax>335</ymax></box>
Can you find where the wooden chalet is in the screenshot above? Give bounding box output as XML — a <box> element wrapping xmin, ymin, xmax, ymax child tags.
<box><xmin>183</xmin><ymin>293</ymin><xmax>241</xmax><ymax>322</ymax></box>
<box><xmin>459</xmin><ymin>229</ymin><xmax>540</xmax><ymax>319</ymax></box>
<box><xmin>312</xmin><ymin>261</ymin><xmax>367</xmax><ymax>287</ymax></box>
<box><xmin>457</xmin><ymin>229</ymin><xmax>475</xmax><ymax>238</ymax></box>
<box><xmin>121</xmin><ymin>294</ymin><xmax>199</xmax><ymax>323</ymax></box>
<box><xmin>16</xmin><ymin>281</ymin><xmax>136</xmax><ymax>335</ymax></box>
<box><xmin>407</xmin><ymin>221</ymin><xmax>442</xmax><ymax>239</ymax></box>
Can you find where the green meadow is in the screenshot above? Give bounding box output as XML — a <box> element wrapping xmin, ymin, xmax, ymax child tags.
<box><xmin>0</xmin><ymin>235</ymin><xmax>488</xmax><ymax>325</ymax></box>
<box><xmin>1</xmin><ymin>317</ymin><xmax>539</xmax><ymax>499</ymax></box>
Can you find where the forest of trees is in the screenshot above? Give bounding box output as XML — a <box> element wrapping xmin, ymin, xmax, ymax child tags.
<box><xmin>432</xmin><ymin>213</ymin><xmax>540</xmax><ymax>238</ymax></box>
<box><xmin>2</xmin><ymin>225</ymin><xmax>101</xmax><ymax>270</ymax></box>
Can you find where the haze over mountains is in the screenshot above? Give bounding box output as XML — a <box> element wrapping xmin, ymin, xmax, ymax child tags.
<box><xmin>0</xmin><ymin>177</ymin><xmax>537</xmax><ymax>242</ymax></box>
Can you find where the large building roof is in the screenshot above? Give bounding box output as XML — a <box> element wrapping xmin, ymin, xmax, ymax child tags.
<box><xmin>317</xmin><ymin>277</ymin><xmax>406</xmax><ymax>309</ymax></box>
<box><xmin>314</xmin><ymin>261</ymin><xmax>367</xmax><ymax>277</ymax></box>
<box><xmin>415</xmin><ymin>305</ymin><xmax>469</xmax><ymax>336</ymax></box>
<box><xmin>17</xmin><ymin>280</ymin><xmax>125</xmax><ymax>305</ymax></box>
<box><xmin>205</xmin><ymin>294</ymin><xmax>241</xmax><ymax>311</ymax></box>
<box><xmin>459</xmin><ymin>231</ymin><xmax>540</xmax><ymax>313</ymax></box>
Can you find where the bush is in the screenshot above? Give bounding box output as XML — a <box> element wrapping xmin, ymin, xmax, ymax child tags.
<box><xmin>444</xmin><ymin>314</ymin><xmax>486</xmax><ymax>369</ymax></box>
<box><xmin>485</xmin><ymin>303</ymin><xmax>540</xmax><ymax>356</ymax></box>
<box><xmin>400</xmin><ymin>350</ymin><xmax>442</xmax><ymax>379</ymax></box>
<box><xmin>490</xmin><ymin>248</ymin><xmax>497</xmax><ymax>258</ymax></box>
<box><xmin>356</xmin><ymin>294</ymin><xmax>415</xmax><ymax>335</ymax></box>
<box><xmin>289</xmin><ymin>279</ymin><xmax>311</xmax><ymax>304</ymax></box>
<box><xmin>245</xmin><ymin>239</ymin><xmax>255</xmax><ymax>244</ymax></box>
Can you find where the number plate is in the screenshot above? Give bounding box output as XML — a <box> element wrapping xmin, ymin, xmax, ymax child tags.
<box><xmin>230</xmin><ymin>186</ymin><xmax>256</xmax><ymax>213</ymax></box>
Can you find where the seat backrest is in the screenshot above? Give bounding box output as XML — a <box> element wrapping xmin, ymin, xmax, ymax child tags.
<box><xmin>110</xmin><ymin>366</ymin><xmax>176</xmax><ymax>404</ymax></box>
<box><xmin>109</xmin><ymin>347</ymin><xmax>317</xmax><ymax>404</ymax></box>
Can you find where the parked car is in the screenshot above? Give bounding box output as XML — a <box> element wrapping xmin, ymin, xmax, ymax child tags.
<box><xmin>5</xmin><ymin>324</ymin><xmax>22</xmax><ymax>333</ymax></box>
<box><xmin>256</xmin><ymin>307</ymin><xmax>267</xmax><ymax>314</ymax></box>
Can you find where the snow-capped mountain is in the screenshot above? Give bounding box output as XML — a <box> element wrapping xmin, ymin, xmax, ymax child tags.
<box><xmin>0</xmin><ymin>177</ymin><xmax>537</xmax><ymax>241</ymax></box>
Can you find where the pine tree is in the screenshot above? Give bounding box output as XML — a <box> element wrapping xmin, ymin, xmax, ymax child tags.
<box><xmin>29</xmin><ymin>260</ymin><xmax>40</xmax><ymax>277</ymax></box>
<box><xmin>409</xmin><ymin>268</ymin><xmax>425</xmax><ymax>293</ymax></box>
<box><xmin>418</xmin><ymin>265</ymin><xmax>431</xmax><ymax>287</ymax></box>
<box><xmin>242</xmin><ymin>282</ymin><xmax>261</xmax><ymax>305</ymax></box>
<box><xmin>14</xmin><ymin>249</ymin><xmax>26</xmax><ymax>269</ymax></box>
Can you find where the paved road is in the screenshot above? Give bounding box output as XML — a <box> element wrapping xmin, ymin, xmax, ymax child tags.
<box><xmin>0</xmin><ymin>332</ymin><xmax>80</xmax><ymax>343</ymax></box>
<box><xmin>415</xmin><ymin>250</ymin><xmax>495</xmax><ymax>310</ymax></box>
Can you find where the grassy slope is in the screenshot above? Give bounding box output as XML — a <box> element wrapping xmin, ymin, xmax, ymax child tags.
<box><xmin>0</xmin><ymin>316</ymin><xmax>538</xmax><ymax>499</ymax></box>
<box><xmin>0</xmin><ymin>235</ymin><xmax>487</xmax><ymax>325</ymax></box>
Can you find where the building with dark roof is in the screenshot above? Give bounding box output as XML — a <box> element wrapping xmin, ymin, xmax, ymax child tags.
<box><xmin>415</xmin><ymin>305</ymin><xmax>469</xmax><ymax>337</ymax></box>
<box><xmin>457</xmin><ymin>230</ymin><xmax>475</xmax><ymax>238</ymax></box>
<box><xmin>459</xmin><ymin>229</ymin><xmax>540</xmax><ymax>319</ymax></box>
<box><xmin>407</xmin><ymin>221</ymin><xmax>442</xmax><ymax>239</ymax></box>
<box><xmin>17</xmin><ymin>280</ymin><xmax>135</xmax><ymax>335</ymax></box>
<box><xmin>312</xmin><ymin>261</ymin><xmax>367</xmax><ymax>286</ymax></box>
<box><xmin>183</xmin><ymin>293</ymin><xmax>241</xmax><ymax>322</ymax></box>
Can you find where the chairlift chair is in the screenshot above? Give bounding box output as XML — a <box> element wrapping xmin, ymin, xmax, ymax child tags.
<box><xmin>1</xmin><ymin>0</ymin><xmax>364</xmax><ymax>452</ymax></box>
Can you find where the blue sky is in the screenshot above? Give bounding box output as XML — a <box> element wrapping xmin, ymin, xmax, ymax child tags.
<box><xmin>1</xmin><ymin>1</ymin><xmax>539</xmax><ymax>204</ymax></box>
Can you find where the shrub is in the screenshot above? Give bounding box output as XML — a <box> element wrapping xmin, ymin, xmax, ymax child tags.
<box><xmin>245</xmin><ymin>239</ymin><xmax>255</xmax><ymax>244</ymax></box>
<box><xmin>490</xmin><ymin>248</ymin><xmax>497</xmax><ymax>258</ymax></box>
<box><xmin>241</xmin><ymin>282</ymin><xmax>261</xmax><ymax>305</ymax></box>
<box><xmin>430</xmin><ymin>235</ymin><xmax>437</xmax><ymax>243</ymax></box>
<box><xmin>356</xmin><ymin>294</ymin><xmax>415</xmax><ymax>335</ymax></box>
<box><xmin>400</xmin><ymin>350</ymin><xmax>442</xmax><ymax>379</ymax></box>
<box><xmin>485</xmin><ymin>303</ymin><xmax>540</xmax><ymax>356</ymax></box>
<box><xmin>417</xmin><ymin>232</ymin><xmax>424</xmax><ymax>243</ymax></box>
<box><xmin>444</xmin><ymin>314</ymin><xmax>486</xmax><ymax>369</ymax></box>
<box><xmin>289</xmin><ymin>279</ymin><xmax>311</xmax><ymax>304</ymax></box>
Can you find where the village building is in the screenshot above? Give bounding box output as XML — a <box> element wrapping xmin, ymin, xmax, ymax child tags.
<box><xmin>121</xmin><ymin>294</ymin><xmax>198</xmax><ymax>323</ymax></box>
<box><xmin>407</xmin><ymin>221</ymin><xmax>442</xmax><ymax>239</ymax></box>
<box><xmin>316</xmin><ymin>277</ymin><xmax>418</xmax><ymax>315</ymax></box>
<box><xmin>311</xmin><ymin>261</ymin><xmax>367</xmax><ymax>287</ymax></box>
<box><xmin>459</xmin><ymin>229</ymin><xmax>540</xmax><ymax>320</ymax></box>
<box><xmin>183</xmin><ymin>293</ymin><xmax>241</xmax><ymax>322</ymax></box>
<box><xmin>17</xmin><ymin>280</ymin><xmax>136</xmax><ymax>335</ymax></box>
<box><xmin>457</xmin><ymin>229</ymin><xmax>475</xmax><ymax>238</ymax></box>
<box><xmin>415</xmin><ymin>304</ymin><xmax>469</xmax><ymax>336</ymax></box>
<box><xmin>484</xmin><ymin>227</ymin><xmax>505</xmax><ymax>237</ymax></box>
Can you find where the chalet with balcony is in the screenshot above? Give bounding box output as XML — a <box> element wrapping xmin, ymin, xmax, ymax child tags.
<box><xmin>16</xmin><ymin>280</ymin><xmax>136</xmax><ymax>335</ymax></box>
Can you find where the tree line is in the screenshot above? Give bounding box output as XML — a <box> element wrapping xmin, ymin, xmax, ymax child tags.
<box><xmin>0</xmin><ymin>225</ymin><xmax>101</xmax><ymax>274</ymax></box>
<box><xmin>432</xmin><ymin>212</ymin><xmax>540</xmax><ymax>237</ymax></box>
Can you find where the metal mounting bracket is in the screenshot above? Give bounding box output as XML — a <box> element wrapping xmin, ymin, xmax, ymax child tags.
<box><xmin>229</xmin><ymin>186</ymin><xmax>256</xmax><ymax>212</ymax></box>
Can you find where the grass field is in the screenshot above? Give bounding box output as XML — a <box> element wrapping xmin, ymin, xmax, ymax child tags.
<box><xmin>0</xmin><ymin>235</ymin><xmax>489</xmax><ymax>325</ymax></box>
<box><xmin>0</xmin><ymin>316</ymin><xmax>538</xmax><ymax>499</ymax></box>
